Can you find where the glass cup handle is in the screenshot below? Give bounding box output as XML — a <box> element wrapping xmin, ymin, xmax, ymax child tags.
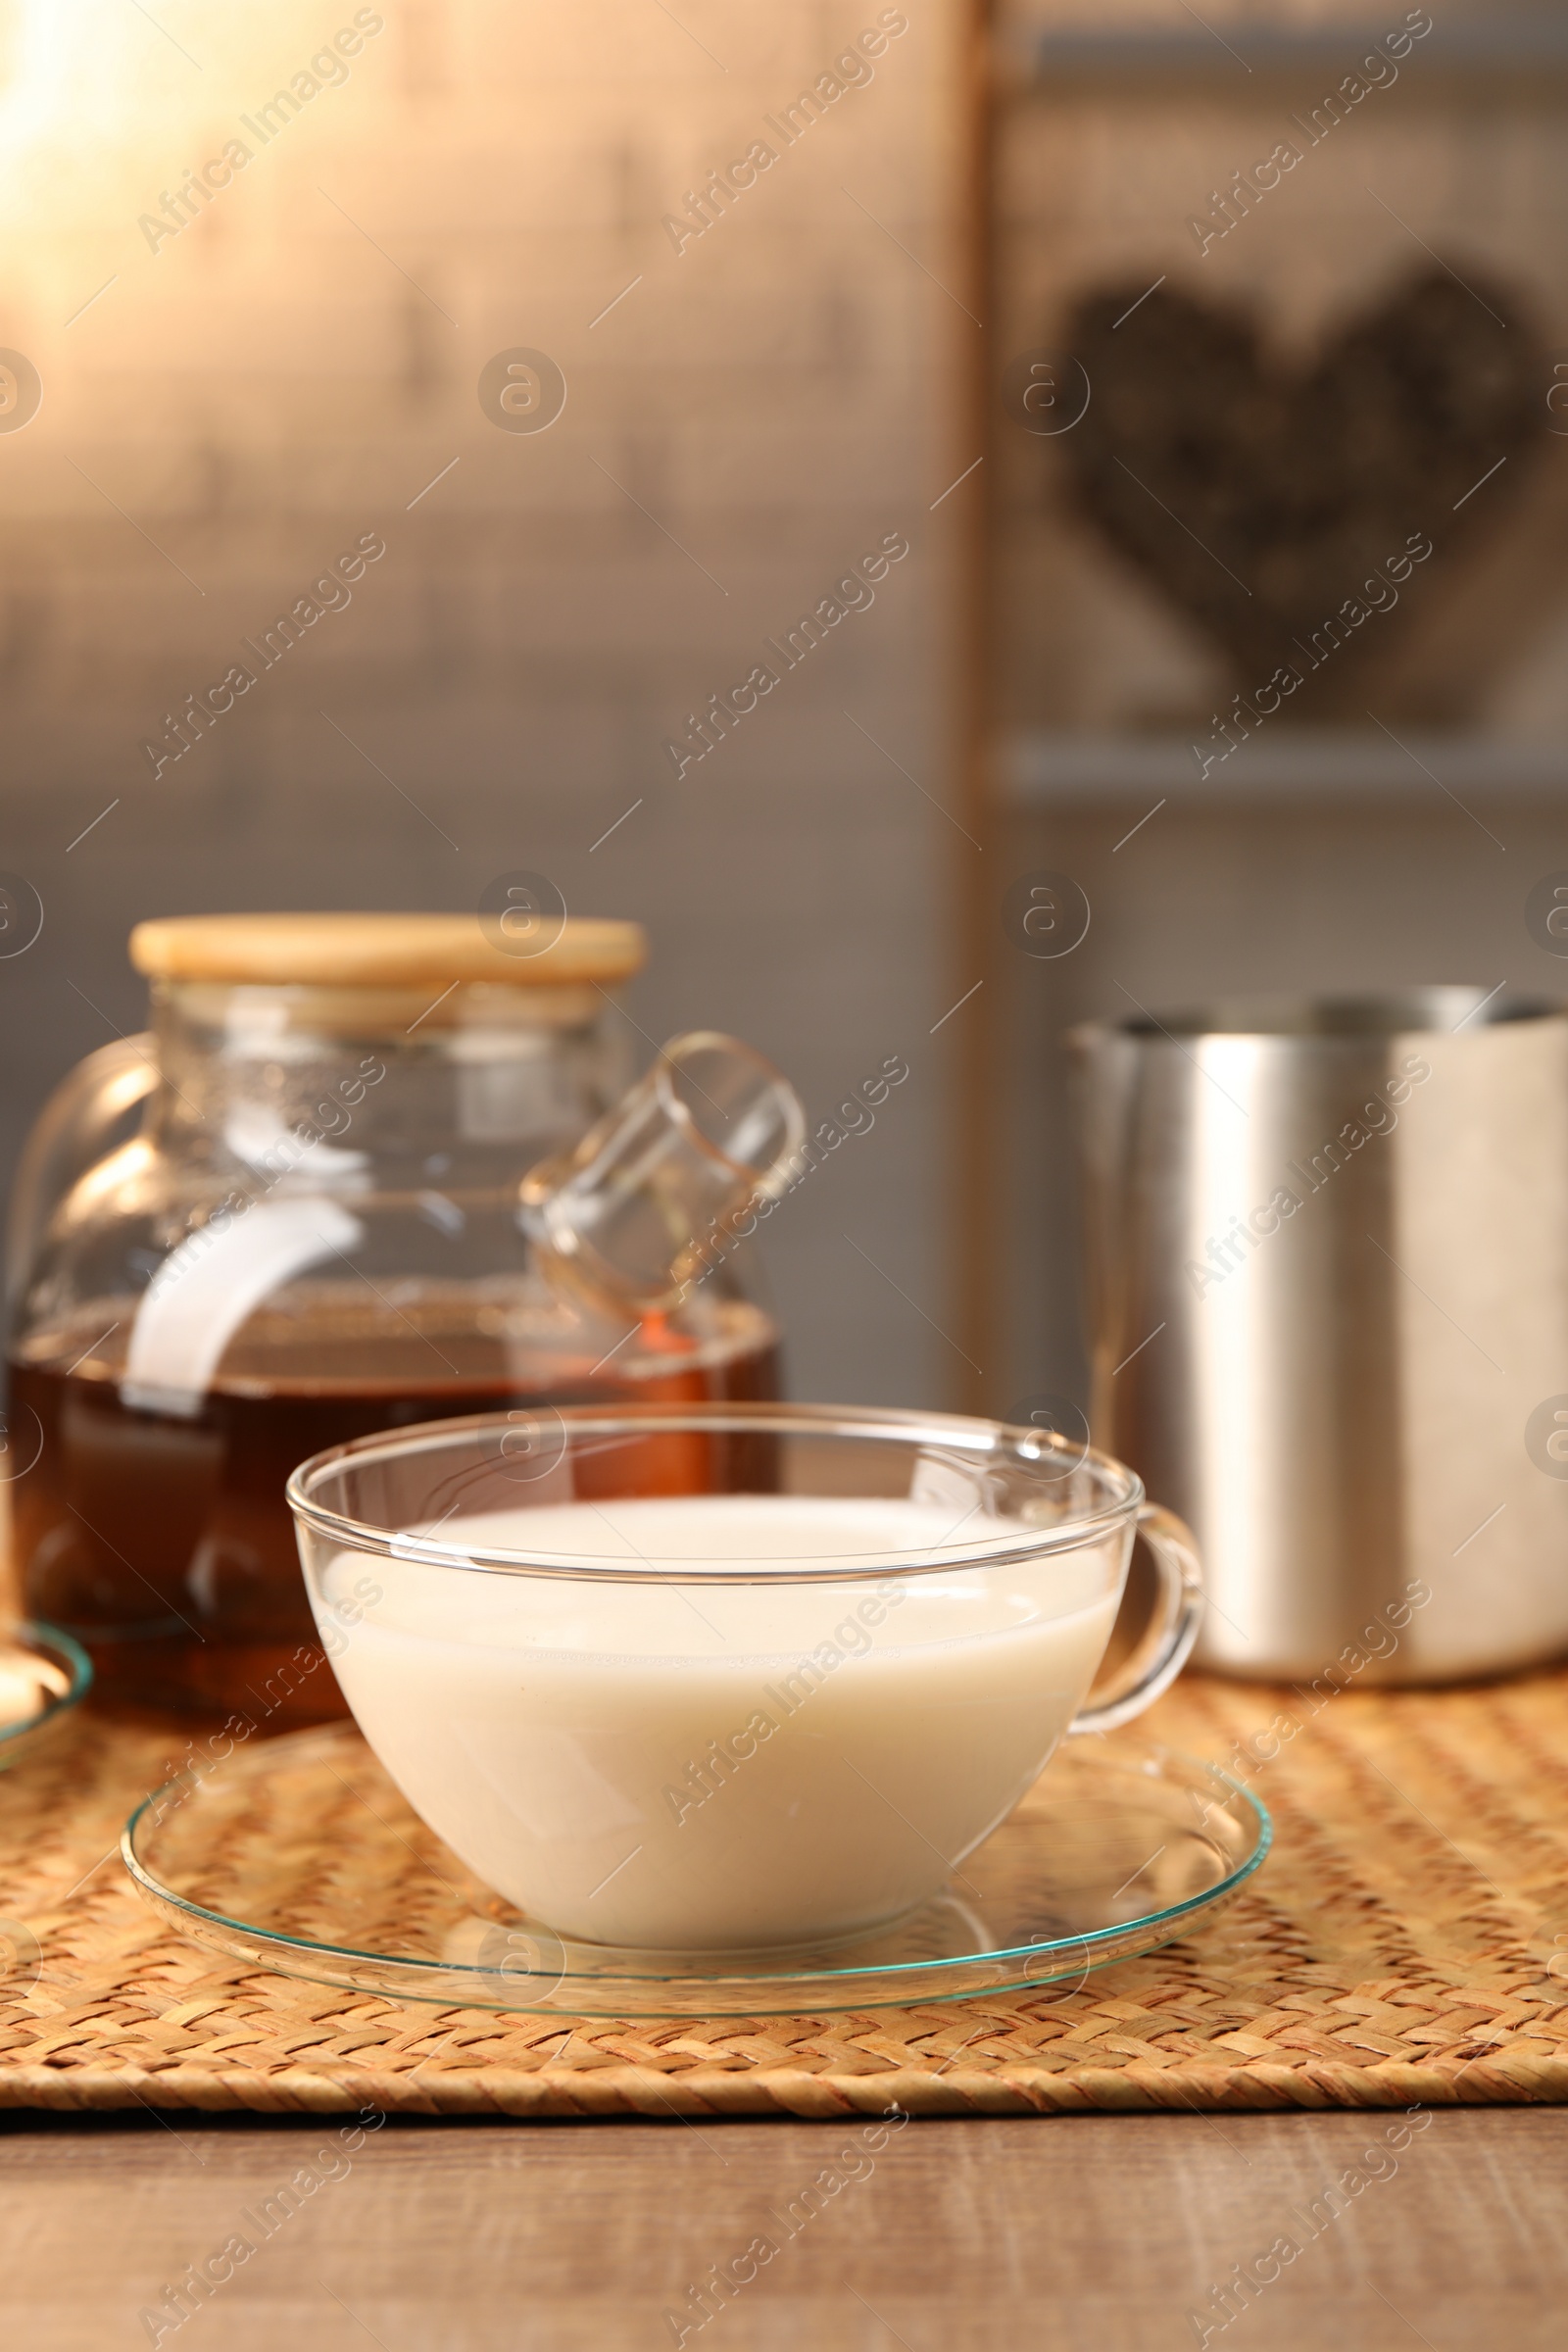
<box><xmin>1068</xmin><ymin>1501</ymin><xmax>1205</xmax><ymax>1737</ymax></box>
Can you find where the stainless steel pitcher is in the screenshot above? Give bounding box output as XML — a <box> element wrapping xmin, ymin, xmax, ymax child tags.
<box><xmin>1068</xmin><ymin>989</ymin><xmax>1568</xmax><ymax>1683</ymax></box>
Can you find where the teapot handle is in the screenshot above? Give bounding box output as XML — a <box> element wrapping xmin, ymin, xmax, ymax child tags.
<box><xmin>6</xmin><ymin>1035</ymin><xmax>158</xmax><ymax>1303</ymax></box>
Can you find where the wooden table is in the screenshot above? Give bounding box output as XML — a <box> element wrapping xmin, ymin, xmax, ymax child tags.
<box><xmin>4</xmin><ymin>2106</ymin><xmax>1564</xmax><ymax>2347</ymax></box>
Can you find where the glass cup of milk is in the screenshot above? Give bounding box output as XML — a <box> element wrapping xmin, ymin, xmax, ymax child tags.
<box><xmin>287</xmin><ymin>1403</ymin><xmax>1203</xmax><ymax>1954</ymax></box>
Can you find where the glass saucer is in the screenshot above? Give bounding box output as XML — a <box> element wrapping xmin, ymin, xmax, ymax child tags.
<box><xmin>122</xmin><ymin>1724</ymin><xmax>1268</xmax><ymax>2017</ymax></box>
<box><xmin>0</xmin><ymin>1622</ymin><xmax>92</xmax><ymax>1769</ymax></box>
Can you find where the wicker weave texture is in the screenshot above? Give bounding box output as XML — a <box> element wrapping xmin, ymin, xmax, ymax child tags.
<box><xmin>2</xmin><ymin>1670</ymin><xmax>1567</xmax><ymax>2116</ymax></box>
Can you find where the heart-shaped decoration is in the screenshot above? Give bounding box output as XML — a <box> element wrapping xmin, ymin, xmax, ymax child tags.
<box><xmin>1058</xmin><ymin>269</ymin><xmax>1543</xmax><ymax>712</ymax></box>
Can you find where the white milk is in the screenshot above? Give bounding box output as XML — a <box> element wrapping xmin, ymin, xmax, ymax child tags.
<box><xmin>313</xmin><ymin>1494</ymin><xmax>1125</xmax><ymax>1951</ymax></box>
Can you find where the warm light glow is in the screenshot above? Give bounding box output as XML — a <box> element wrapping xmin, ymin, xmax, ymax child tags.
<box><xmin>0</xmin><ymin>0</ymin><xmax>139</xmax><ymax>151</ymax></box>
<box><xmin>0</xmin><ymin>3</ymin><xmax>339</xmax><ymax>241</ymax></box>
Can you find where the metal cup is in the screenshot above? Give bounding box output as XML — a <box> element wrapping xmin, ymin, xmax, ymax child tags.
<box><xmin>1067</xmin><ymin>989</ymin><xmax>1568</xmax><ymax>1684</ymax></box>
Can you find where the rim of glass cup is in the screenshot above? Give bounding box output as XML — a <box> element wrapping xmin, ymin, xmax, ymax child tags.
<box><xmin>285</xmin><ymin>1400</ymin><xmax>1147</xmax><ymax>1585</ymax></box>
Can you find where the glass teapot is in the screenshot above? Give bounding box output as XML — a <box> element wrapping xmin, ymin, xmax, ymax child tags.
<box><xmin>5</xmin><ymin>913</ymin><xmax>797</xmax><ymax>1726</ymax></box>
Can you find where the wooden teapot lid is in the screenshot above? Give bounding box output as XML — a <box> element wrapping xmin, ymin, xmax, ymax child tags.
<box><xmin>128</xmin><ymin>911</ymin><xmax>646</xmax><ymax>988</ymax></box>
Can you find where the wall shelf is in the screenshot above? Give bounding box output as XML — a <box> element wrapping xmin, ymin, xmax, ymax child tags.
<box><xmin>957</xmin><ymin>0</ymin><xmax>1568</xmax><ymax>1409</ymax></box>
<box><xmin>1010</xmin><ymin>19</ymin><xmax>1568</xmax><ymax>89</ymax></box>
<box><xmin>1003</xmin><ymin>728</ymin><xmax>1568</xmax><ymax>807</ymax></box>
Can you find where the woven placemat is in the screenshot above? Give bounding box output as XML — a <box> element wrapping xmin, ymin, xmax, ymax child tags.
<box><xmin>2</xmin><ymin>1668</ymin><xmax>1567</xmax><ymax>2117</ymax></box>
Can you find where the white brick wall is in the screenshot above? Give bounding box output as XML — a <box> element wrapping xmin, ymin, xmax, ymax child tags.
<box><xmin>0</xmin><ymin>0</ymin><xmax>969</xmax><ymax>1408</ymax></box>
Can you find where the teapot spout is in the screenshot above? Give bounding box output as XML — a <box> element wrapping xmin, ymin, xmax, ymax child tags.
<box><xmin>518</xmin><ymin>1030</ymin><xmax>806</xmax><ymax>1315</ymax></box>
